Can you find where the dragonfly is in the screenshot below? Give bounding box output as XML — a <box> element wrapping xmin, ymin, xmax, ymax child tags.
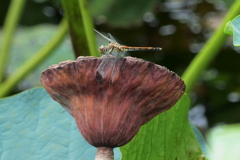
<box><xmin>94</xmin><ymin>29</ymin><xmax>162</xmax><ymax>79</ymax></box>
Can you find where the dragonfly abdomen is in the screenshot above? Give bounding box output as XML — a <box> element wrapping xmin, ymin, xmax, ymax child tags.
<box><xmin>120</xmin><ymin>46</ymin><xmax>162</xmax><ymax>51</ymax></box>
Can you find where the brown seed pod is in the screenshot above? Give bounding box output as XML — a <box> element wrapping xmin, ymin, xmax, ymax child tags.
<box><xmin>40</xmin><ymin>56</ymin><xmax>185</xmax><ymax>150</ymax></box>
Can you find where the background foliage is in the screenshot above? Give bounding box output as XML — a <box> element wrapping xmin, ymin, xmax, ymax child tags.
<box><xmin>0</xmin><ymin>0</ymin><xmax>240</xmax><ymax>159</ymax></box>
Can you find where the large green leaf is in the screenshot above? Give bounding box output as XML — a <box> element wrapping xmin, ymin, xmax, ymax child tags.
<box><xmin>224</xmin><ymin>15</ymin><xmax>240</xmax><ymax>46</ymax></box>
<box><xmin>207</xmin><ymin>124</ymin><xmax>240</xmax><ymax>160</ymax></box>
<box><xmin>0</xmin><ymin>25</ymin><xmax>75</xmax><ymax>89</ymax></box>
<box><xmin>120</xmin><ymin>94</ymin><xmax>205</xmax><ymax>160</ymax></box>
<box><xmin>0</xmin><ymin>88</ymin><xmax>121</xmax><ymax>159</ymax></box>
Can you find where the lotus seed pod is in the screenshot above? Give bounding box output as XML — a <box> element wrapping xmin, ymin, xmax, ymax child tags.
<box><xmin>40</xmin><ymin>56</ymin><xmax>185</xmax><ymax>159</ymax></box>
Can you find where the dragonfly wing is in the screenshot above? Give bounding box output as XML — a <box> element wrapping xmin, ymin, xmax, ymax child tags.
<box><xmin>110</xmin><ymin>49</ymin><xmax>126</xmax><ymax>58</ymax></box>
<box><xmin>108</xmin><ymin>33</ymin><xmax>118</xmax><ymax>43</ymax></box>
<box><xmin>110</xmin><ymin>57</ymin><xmax>124</xmax><ymax>83</ymax></box>
<box><xmin>118</xmin><ymin>50</ymin><xmax>126</xmax><ymax>57</ymax></box>
<box><xmin>96</xmin><ymin>54</ymin><xmax>116</xmax><ymax>79</ymax></box>
<box><xmin>96</xmin><ymin>54</ymin><xmax>124</xmax><ymax>83</ymax></box>
<box><xmin>94</xmin><ymin>29</ymin><xmax>114</xmax><ymax>43</ymax></box>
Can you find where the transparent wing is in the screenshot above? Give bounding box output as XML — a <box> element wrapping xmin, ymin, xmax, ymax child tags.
<box><xmin>110</xmin><ymin>57</ymin><xmax>124</xmax><ymax>82</ymax></box>
<box><xmin>110</xmin><ymin>50</ymin><xmax>126</xmax><ymax>58</ymax></box>
<box><xmin>96</xmin><ymin>54</ymin><xmax>124</xmax><ymax>82</ymax></box>
<box><xmin>94</xmin><ymin>29</ymin><xmax>114</xmax><ymax>43</ymax></box>
<box><xmin>108</xmin><ymin>33</ymin><xmax>118</xmax><ymax>43</ymax></box>
<box><xmin>96</xmin><ymin>51</ymin><xmax>117</xmax><ymax>79</ymax></box>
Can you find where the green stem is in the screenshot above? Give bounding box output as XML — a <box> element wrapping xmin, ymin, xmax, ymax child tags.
<box><xmin>61</xmin><ymin>0</ymin><xmax>98</xmax><ymax>57</ymax></box>
<box><xmin>0</xmin><ymin>19</ymin><xmax>68</xmax><ymax>98</ymax></box>
<box><xmin>79</xmin><ymin>0</ymin><xmax>98</xmax><ymax>57</ymax></box>
<box><xmin>61</xmin><ymin>0</ymin><xmax>90</xmax><ymax>57</ymax></box>
<box><xmin>182</xmin><ymin>0</ymin><xmax>240</xmax><ymax>93</ymax></box>
<box><xmin>0</xmin><ymin>0</ymin><xmax>26</xmax><ymax>82</ymax></box>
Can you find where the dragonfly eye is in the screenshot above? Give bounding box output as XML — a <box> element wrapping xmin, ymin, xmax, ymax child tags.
<box><xmin>99</xmin><ymin>45</ymin><xmax>105</xmax><ymax>54</ymax></box>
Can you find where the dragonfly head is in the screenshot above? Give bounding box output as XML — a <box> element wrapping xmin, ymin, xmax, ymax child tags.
<box><xmin>98</xmin><ymin>45</ymin><xmax>106</xmax><ymax>54</ymax></box>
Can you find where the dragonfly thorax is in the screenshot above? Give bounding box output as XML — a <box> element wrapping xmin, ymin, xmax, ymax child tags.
<box><xmin>98</xmin><ymin>43</ymin><xmax>122</xmax><ymax>55</ymax></box>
